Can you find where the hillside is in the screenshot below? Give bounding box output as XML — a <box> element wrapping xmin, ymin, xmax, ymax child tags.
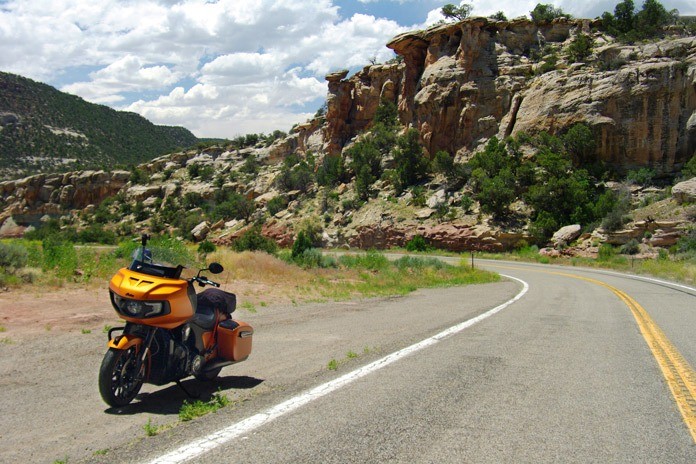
<box><xmin>0</xmin><ymin>72</ymin><xmax>198</xmax><ymax>180</ymax></box>
<box><xmin>0</xmin><ymin>16</ymin><xmax>694</xmax><ymax>260</ymax></box>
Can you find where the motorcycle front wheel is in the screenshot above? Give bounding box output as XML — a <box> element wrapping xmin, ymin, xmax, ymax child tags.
<box><xmin>99</xmin><ymin>346</ymin><xmax>144</xmax><ymax>407</ymax></box>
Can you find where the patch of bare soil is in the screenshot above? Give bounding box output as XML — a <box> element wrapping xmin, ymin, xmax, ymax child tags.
<box><xmin>0</xmin><ymin>284</ymin><xmax>115</xmax><ymax>337</ymax></box>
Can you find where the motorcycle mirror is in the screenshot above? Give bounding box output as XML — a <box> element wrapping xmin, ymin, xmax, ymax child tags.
<box><xmin>208</xmin><ymin>262</ymin><xmax>224</xmax><ymax>274</ymax></box>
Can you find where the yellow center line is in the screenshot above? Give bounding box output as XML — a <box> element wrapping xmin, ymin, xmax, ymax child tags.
<box><xmin>488</xmin><ymin>264</ymin><xmax>696</xmax><ymax>442</ymax></box>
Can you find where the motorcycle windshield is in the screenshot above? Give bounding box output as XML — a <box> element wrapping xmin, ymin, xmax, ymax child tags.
<box><xmin>128</xmin><ymin>246</ymin><xmax>184</xmax><ymax>279</ymax></box>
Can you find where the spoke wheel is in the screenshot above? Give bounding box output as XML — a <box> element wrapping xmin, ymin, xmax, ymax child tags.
<box><xmin>99</xmin><ymin>346</ymin><xmax>144</xmax><ymax>407</ymax></box>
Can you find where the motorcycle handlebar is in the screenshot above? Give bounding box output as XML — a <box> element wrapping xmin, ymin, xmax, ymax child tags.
<box><xmin>191</xmin><ymin>276</ymin><xmax>220</xmax><ymax>287</ymax></box>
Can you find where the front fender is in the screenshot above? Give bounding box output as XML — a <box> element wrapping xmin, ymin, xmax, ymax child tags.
<box><xmin>107</xmin><ymin>334</ymin><xmax>143</xmax><ymax>350</ymax></box>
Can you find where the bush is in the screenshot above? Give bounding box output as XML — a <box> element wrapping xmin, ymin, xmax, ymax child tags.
<box><xmin>598</xmin><ymin>243</ymin><xmax>615</xmax><ymax>261</ymax></box>
<box><xmin>316</xmin><ymin>155</ymin><xmax>348</xmax><ymax>188</ymax></box>
<box><xmin>681</xmin><ymin>155</ymin><xmax>696</xmax><ymax>179</ymax></box>
<box><xmin>338</xmin><ymin>251</ymin><xmax>389</xmax><ymax>270</ymax></box>
<box><xmin>232</xmin><ymin>226</ymin><xmax>278</xmax><ymax>254</ymax></box>
<box><xmin>291</xmin><ymin>230</ymin><xmax>313</xmax><ymax>259</ymax></box>
<box><xmin>393</xmin><ymin>128</ymin><xmax>429</xmax><ymax>192</ymax></box>
<box><xmin>267</xmin><ymin>196</ymin><xmax>289</xmax><ymax>216</ymax></box>
<box><xmin>566</xmin><ymin>33</ymin><xmax>594</xmax><ymax>63</ymax></box>
<box><xmin>77</xmin><ymin>225</ymin><xmax>117</xmax><ymax>245</ymax></box>
<box><xmin>405</xmin><ymin>235</ymin><xmax>430</xmax><ymax>252</ymax></box>
<box><xmin>675</xmin><ymin>228</ymin><xmax>696</xmax><ymax>254</ymax></box>
<box><xmin>42</xmin><ymin>237</ymin><xmax>78</xmax><ymax>277</ymax></box>
<box><xmin>291</xmin><ymin>248</ymin><xmax>337</xmax><ymax>269</ymax></box>
<box><xmin>620</xmin><ymin>239</ymin><xmax>640</xmax><ymax>255</ymax></box>
<box><xmin>626</xmin><ymin>167</ymin><xmax>656</xmax><ymax>187</ymax></box>
<box><xmin>198</xmin><ymin>240</ymin><xmax>216</xmax><ymax>255</ymax></box>
<box><xmin>530</xmin><ymin>3</ymin><xmax>571</xmax><ymax>23</ymax></box>
<box><xmin>0</xmin><ymin>242</ymin><xmax>28</xmax><ymax>271</ymax></box>
<box><xmin>393</xmin><ymin>256</ymin><xmax>449</xmax><ymax>271</ymax></box>
<box><xmin>212</xmin><ymin>193</ymin><xmax>255</xmax><ymax>221</ymax></box>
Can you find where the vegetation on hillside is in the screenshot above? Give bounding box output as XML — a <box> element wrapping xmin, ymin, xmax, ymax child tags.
<box><xmin>0</xmin><ymin>72</ymin><xmax>198</xmax><ymax>180</ymax></box>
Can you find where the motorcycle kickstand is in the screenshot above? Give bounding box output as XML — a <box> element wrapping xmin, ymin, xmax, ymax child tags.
<box><xmin>176</xmin><ymin>380</ymin><xmax>200</xmax><ymax>399</ymax></box>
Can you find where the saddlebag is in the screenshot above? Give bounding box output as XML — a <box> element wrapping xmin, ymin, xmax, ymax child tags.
<box><xmin>218</xmin><ymin>319</ymin><xmax>253</xmax><ymax>362</ymax></box>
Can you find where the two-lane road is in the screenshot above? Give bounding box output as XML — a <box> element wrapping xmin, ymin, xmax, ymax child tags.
<box><xmin>127</xmin><ymin>259</ymin><xmax>696</xmax><ymax>464</ymax></box>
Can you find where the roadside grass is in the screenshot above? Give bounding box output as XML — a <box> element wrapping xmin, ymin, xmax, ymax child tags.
<box><xmin>179</xmin><ymin>390</ymin><xmax>230</xmax><ymax>422</ymax></box>
<box><xmin>478</xmin><ymin>247</ymin><xmax>696</xmax><ymax>286</ymax></box>
<box><xmin>327</xmin><ymin>346</ymin><xmax>379</xmax><ymax>371</ymax></box>
<box><xmin>143</xmin><ymin>418</ymin><xmax>172</xmax><ymax>437</ymax></box>
<box><xmin>1</xmin><ymin>241</ymin><xmax>500</xmax><ymax>305</ymax></box>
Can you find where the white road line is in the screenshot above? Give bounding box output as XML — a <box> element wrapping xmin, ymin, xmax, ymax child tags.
<box><xmin>146</xmin><ymin>274</ymin><xmax>529</xmax><ymax>464</ymax></box>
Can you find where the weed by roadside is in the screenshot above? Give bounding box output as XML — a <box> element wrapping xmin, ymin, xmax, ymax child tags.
<box><xmin>327</xmin><ymin>347</ymin><xmax>378</xmax><ymax>371</ymax></box>
<box><xmin>179</xmin><ymin>390</ymin><xmax>230</xmax><ymax>422</ymax></box>
<box><xmin>143</xmin><ymin>418</ymin><xmax>172</xmax><ymax>437</ymax></box>
<box><xmin>81</xmin><ymin>328</ymin><xmax>91</xmax><ymax>334</ymax></box>
<box><xmin>241</xmin><ymin>301</ymin><xmax>257</xmax><ymax>313</ymax></box>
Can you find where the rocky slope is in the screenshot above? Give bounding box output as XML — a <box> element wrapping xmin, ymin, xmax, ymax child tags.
<box><xmin>0</xmin><ymin>18</ymin><xmax>695</xmax><ymax>254</ymax></box>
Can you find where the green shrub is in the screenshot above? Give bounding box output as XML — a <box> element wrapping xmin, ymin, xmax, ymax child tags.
<box><xmin>675</xmin><ymin>228</ymin><xmax>696</xmax><ymax>254</ymax></box>
<box><xmin>405</xmin><ymin>235</ymin><xmax>430</xmax><ymax>252</ymax></box>
<box><xmin>42</xmin><ymin>237</ymin><xmax>78</xmax><ymax>277</ymax></box>
<box><xmin>212</xmin><ymin>193</ymin><xmax>255</xmax><ymax>221</ymax></box>
<box><xmin>530</xmin><ymin>3</ymin><xmax>571</xmax><ymax>23</ymax></box>
<box><xmin>77</xmin><ymin>225</ymin><xmax>117</xmax><ymax>245</ymax></box>
<box><xmin>267</xmin><ymin>196</ymin><xmax>288</xmax><ymax>216</ymax></box>
<box><xmin>316</xmin><ymin>155</ymin><xmax>348</xmax><ymax>188</ymax></box>
<box><xmin>198</xmin><ymin>240</ymin><xmax>216</xmax><ymax>255</ymax></box>
<box><xmin>393</xmin><ymin>256</ymin><xmax>449</xmax><ymax>271</ymax></box>
<box><xmin>598</xmin><ymin>243</ymin><xmax>615</xmax><ymax>261</ymax></box>
<box><xmin>291</xmin><ymin>248</ymin><xmax>337</xmax><ymax>269</ymax></box>
<box><xmin>626</xmin><ymin>167</ymin><xmax>656</xmax><ymax>187</ymax></box>
<box><xmin>393</xmin><ymin>128</ymin><xmax>429</xmax><ymax>192</ymax></box>
<box><xmin>232</xmin><ymin>226</ymin><xmax>278</xmax><ymax>254</ymax></box>
<box><xmin>566</xmin><ymin>33</ymin><xmax>594</xmax><ymax>63</ymax></box>
<box><xmin>620</xmin><ymin>239</ymin><xmax>640</xmax><ymax>255</ymax></box>
<box><xmin>338</xmin><ymin>251</ymin><xmax>389</xmax><ymax>270</ymax></box>
<box><xmin>0</xmin><ymin>242</ymin><xmax>28</xmax><ymax>271</ymax></box>
<box><xmin>681</xmin><ymin>155</ymin><xmax>696</xmax><ymax>179</ymax></box>
<box><xmin>291</xmin><ymin>230</ymin><xmax>313</xmax><ymax>259</ymax></box>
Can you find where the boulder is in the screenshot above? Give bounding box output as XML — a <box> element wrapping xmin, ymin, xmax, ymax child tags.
<box><xmin>672</xmin><ymin>177</ymin><xmax>696</xmax><ymax>204</ymax></box>
<box><xmin>191</xmin><ymin>221</ymin><xmax>210</xmax><ymax>242</ymax></box>
<box><xmin>551</xmin><ymin>224</ymin><xmax>582</xmax><ymax>247</ymax></box>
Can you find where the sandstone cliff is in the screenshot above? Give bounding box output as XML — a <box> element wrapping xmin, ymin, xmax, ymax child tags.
<box><xmin>315</xmin><ymin>17</ymin><xmax>695</xmax><ymax>174</ymax></box>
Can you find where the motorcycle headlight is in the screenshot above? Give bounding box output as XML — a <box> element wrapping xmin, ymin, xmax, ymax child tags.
<box><xmin>111</xmin><ymin>293</ymin><xmax>170</xmax><ymax>318</ymax></box>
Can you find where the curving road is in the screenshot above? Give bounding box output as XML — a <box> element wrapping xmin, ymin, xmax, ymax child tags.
<box><xmin>110</xmin><ymin>259</ymin><xmax>696</xmax><ymax>464</ymax></box>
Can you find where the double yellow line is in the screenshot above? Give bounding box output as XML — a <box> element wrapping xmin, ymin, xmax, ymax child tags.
<box><xmin>494</xmin><ymin>265</ymin><xmax>696</xmax><ymax>442</ymax></box>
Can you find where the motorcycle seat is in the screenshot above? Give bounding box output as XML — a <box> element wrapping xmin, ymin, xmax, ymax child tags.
<box><xmin>191</xmin><ymin>305</ymin><xmax>216</xmax><ymax>330</ymax></box>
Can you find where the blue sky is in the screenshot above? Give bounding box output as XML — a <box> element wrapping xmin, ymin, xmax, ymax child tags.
<box><xmin>0</xmin><ymin>0</ymin><xmax>693</xmax><ymax>138</ymax></box>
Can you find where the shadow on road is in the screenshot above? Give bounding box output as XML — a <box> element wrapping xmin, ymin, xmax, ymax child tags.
<box><xmin>103</xmin><ymin>375</ymin><xmax>264</xmax><ymax>416</ymax></box>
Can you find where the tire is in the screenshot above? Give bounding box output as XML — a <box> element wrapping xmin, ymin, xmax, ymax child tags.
<box><xmin>195</xmin><ymin>366</ymin><xmax>222</xmax><ymax>382</ymax></box>
<box><xmin>99</xmin><ymin>346</ymin><xmax>144</xmax><ymax>407</ymax></box>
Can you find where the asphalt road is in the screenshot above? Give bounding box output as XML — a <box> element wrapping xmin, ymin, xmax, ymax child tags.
<box><xmin>90</xmin><ymin>259</ymin><xmax>696</xmax><ymax>464</ymax></box>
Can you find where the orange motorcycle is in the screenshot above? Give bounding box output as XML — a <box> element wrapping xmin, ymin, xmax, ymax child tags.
<box><xmin>99</xmin><ymin>234</ymin><xmax>253</xmax><ymax>407</ymax></box>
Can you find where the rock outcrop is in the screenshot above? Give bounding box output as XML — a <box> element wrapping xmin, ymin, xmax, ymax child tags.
<box><xmin>0</xmin><ymin>170</ymin><xmax>129</xmax><ymax>227</ymax></box>
<box><xmin>312</xmin><ymin>17</ymin><xmax>695</xmax><ymax>173</ymax></box>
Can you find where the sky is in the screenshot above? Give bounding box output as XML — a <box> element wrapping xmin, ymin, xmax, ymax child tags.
<box><xmin>1</xmin><ymin>0</ymin><xmax>694</xmax><ymax>139</ymax></box>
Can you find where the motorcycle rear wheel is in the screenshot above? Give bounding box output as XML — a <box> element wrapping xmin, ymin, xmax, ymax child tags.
<box><xmin>99</xmin><ymin>346</ymin><xmax>144</xmax><ymax>407</ymax></box>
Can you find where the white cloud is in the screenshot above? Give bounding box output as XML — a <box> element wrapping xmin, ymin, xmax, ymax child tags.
<box><xmin>1</xmin><ymin>0</ymin><xmax>692</xmax><ymax>140</ymax></box>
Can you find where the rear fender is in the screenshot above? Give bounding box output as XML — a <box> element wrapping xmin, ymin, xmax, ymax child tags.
<box><xmin>107</xmin><ymin>334</ymin><xmax>143</xmax><ymax>350</ymax></box>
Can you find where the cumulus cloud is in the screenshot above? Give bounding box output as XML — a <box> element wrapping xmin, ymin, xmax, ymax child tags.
<box><xmin>0</xmin><ymin>0</ymin><xmax>692</xmax><ymax>138</ymax></box>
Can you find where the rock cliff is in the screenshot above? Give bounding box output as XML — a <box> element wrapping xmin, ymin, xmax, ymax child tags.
<box><xmin>315</xmin><ymin>17</ymin><xmax>695</xmax><ymax>174</ymax></box>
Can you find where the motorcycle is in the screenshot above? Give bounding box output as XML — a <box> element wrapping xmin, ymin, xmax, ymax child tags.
<box><xmin>98</xmin><ymin>234</ymin><xmax>253</xmax><ymax>407</ymax></box>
